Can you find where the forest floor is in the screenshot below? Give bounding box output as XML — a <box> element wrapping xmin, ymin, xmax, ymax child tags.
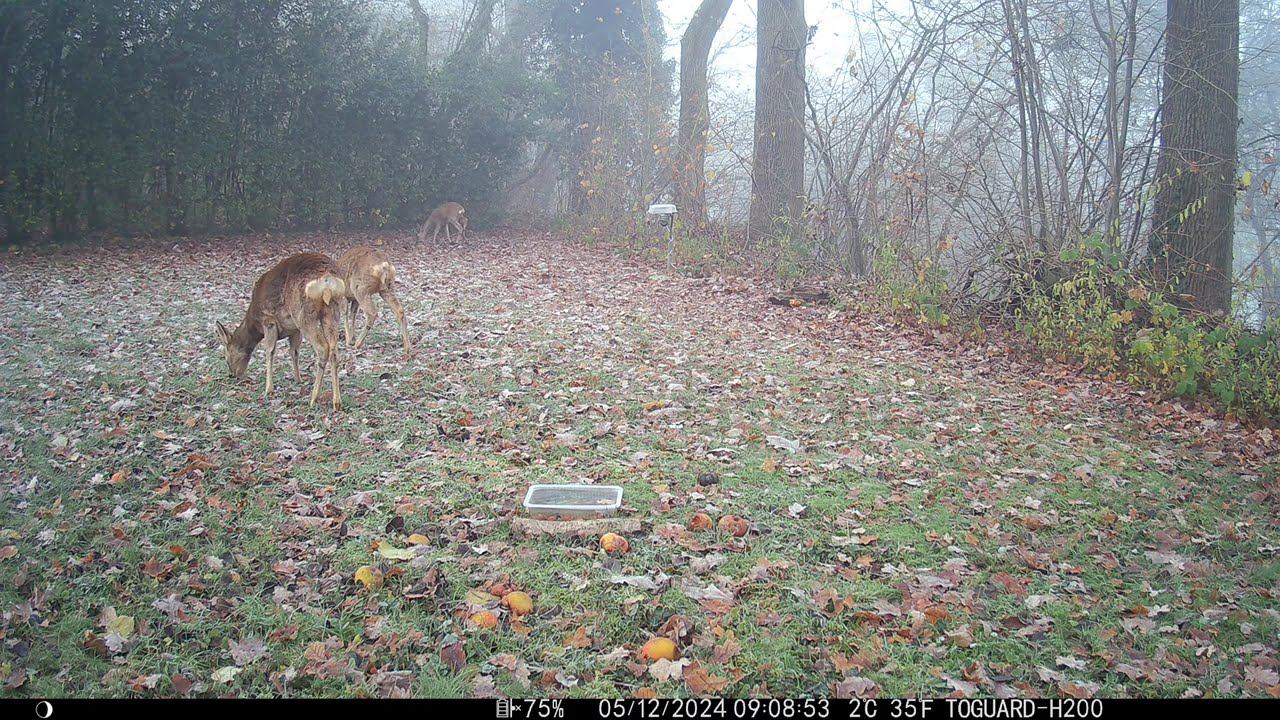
<box><xmin>0</xmin><ymin>230</ymin><xmax>1278</xmax><ymax>699</ymax></box>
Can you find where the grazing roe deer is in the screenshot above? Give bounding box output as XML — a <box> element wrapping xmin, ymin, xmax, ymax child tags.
<box><xmin>337</xmin><ymin>246</ymin><xmax>412</xmax><ymax>357</ymax></box>
<box><xmin>418</xmin><ymin>201</ymin><xmax>467</xmax><ymax>243</ymax></box>
<box><xmin>216</xmin><ymin>253</ymin><xmax>346</xmax><ymax>410</ymax></box>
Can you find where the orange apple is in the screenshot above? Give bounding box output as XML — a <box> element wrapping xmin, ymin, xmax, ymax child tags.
<box><xmin>718</xmin><ymin>515</ymin><xmax>749</xmax><ymax>537</ymax></box>
<box><xmin>688</xmin><ymin>512</ymin><xmax>714</xmax><ymax>531</ymax></box>
<box><xmin>502</xmin><ymin>591</ymin><xmax>534</xmax><ymax>616</ymax></box>
<box><xmin>600</xmin><ymin>532</ymin><xmax>631</xmax><ymax>555</ymax></box>
<box><xmin>470</xmin><ymin>611</ymin><xmax>499</xmax><ymax>629</ymax></box>
<box><xmin>640</xmin><ymin>637</ymin><xmax>678</xmax><ymax>661</ymax></box>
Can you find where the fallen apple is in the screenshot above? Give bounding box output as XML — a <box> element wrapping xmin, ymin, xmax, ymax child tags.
<box><xmin>470</xmin><ymin>611</ymin><xmax>499</xmax><ymax>630</ymax></box>
<box><xmin>502</xmin><ymin>591</ymin><xmax>534</xmax><ymax>616</ymax></box>
<box><xmin>600</xmin><ymin>532</ymin><xmax>631</xmax><ymax>555</ymax></box>
<box><xmin>718</xmin><ymin>515</ymin><xmax>749</xmax><ymax>537</ymax></box>
<box><xmin>640</xmin><ymin>637</ymin><xmax>678</xmax><ymax>661</ymax></box>
<box><xmin>688</xmin><ymin>512</ymin><xmax>714</xmax><ymax>531</ymax></box>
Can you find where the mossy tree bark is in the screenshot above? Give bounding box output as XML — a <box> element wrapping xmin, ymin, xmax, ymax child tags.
<box><xmin>748</xmin><ymin>0</ymin><xmax>807</xmax><ymax>244</ymax></box>
<box><xmin>676</xmin><ymin>0</ymin><xmax>733</xmax><ymax>229</ymax></box>
<box><xmin>1149</xmin><ymin>0</ymin><xmax>1239</xmax><ymax>314</ymax></box>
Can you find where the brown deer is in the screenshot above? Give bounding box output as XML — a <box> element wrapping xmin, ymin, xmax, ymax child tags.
<box><xmin>215</xmin><ymin>253</ymin><xmax>346</xmax><ymax>410</ymax></box>
<box><xmin>418</xmin><ymin>201</ymin><xmax>467</xmax><ymax>242</ymax></box>
<box><xmin>337</xmin><ymin>246</ymin><xmax>412</xmax><ymax>357</ymax></box>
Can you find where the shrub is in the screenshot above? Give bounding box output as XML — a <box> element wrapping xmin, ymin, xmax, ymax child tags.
<box><xmin>872</xmin><ymin>237</ymin><xmax>954</xmax><ymax>328</ymax></box>
<box><xmin>1014</xmin><ymin>234</ymin><xmax>1280</xmax><ymax>418</ymax></box>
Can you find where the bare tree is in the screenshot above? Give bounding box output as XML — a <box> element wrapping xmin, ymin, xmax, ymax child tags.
<box><xmin>1236</xmin><ymin>0</ymin><xmax>1280</xmax><ymax>323</ymax></box>
<box><xmin>676</xmin><ymin>0</ymin><xmax>733</xmax><ymax>227</ymax></box>
<box><xmin>408</xmin><ymin>0</ymin><xmax>431</xmax><ymax>59</ymax></box>
<box><xmin>1090</xmin><ymin>0</ymin><xmax>1142</xmax><ymax>241</ymax></box>
<box><xmin>749</xmin><ymin>0</ymin><xmax>807</xmax><ymax>244</ymax></box>
<box><xmin>1150</xmin><ymin>0</ymin><xmax>1240</xmax><ymax>313</ymax></box>
<box><xmin>453</xmin><ymin>0</ymin><xmax>498</xmax><ymax>60</ymax></box>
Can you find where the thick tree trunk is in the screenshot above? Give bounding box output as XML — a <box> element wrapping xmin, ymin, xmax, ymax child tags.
<box><xmin>1149</xmin><ymin>0</ymin><xmax>1239</xmax><ymax>314</ymax></box>
<box><xmin>748</xmin><ymin>0</ymin><xmax>807</xmax><ymax>244</ymax></box>
<box><xmin>676</xmin><ymin>0</ymin><xmax>732</xmax><ymax>228</ymax></box>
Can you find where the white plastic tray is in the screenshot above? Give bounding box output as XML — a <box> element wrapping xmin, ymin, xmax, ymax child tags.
<box><xmin>522</xmin><ymin>484</ymin><xmax>623</xmax><ymax>520</ymax></box>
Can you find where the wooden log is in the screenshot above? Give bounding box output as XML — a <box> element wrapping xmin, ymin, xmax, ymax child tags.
<box><xmin>510</xmin><ymin>516</ymin><xmax>643</xmax><ymax>538</ymax></box>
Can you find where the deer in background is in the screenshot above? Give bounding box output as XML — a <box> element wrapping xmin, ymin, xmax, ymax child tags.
<box><xmin>216</xmin><ymin>253</ymin><xmax>345</xmax><ymax>410</ymax></box>
<box><xmin>337</xmin><ymin>246</ymin><xmax>412</xmax><ymax>358</ymax></box>
<box><xmin>418</xmin><ymin>201</ymin><xmax>468</xmax><ymax>243</ymax></box>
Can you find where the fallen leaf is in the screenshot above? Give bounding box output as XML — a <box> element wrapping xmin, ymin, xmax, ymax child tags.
<box><xmin>648</xmin><ymin>657</ymin><xmax>691</xmax><ymax>682</ymax></box>
<box><xmin>835</xmin><ymin>674</ymin><xmax>880</xmax><ymax>698</ymax></box>
<box><xmin>229</xmin><ymin>637</ymin><xmax>267</xmax><ymax>666</ymax></box>
<box><xmin>440</xmin><ymin>640</ymin><xmax>467</xmax><ymax>673</ymax></box>
<box><xmin>684</xmin><ymin>661</ymin><xmax>730</xmax><ymax>695</ymax></box>
<box><xmin>354</xmin><ymin>566</ymin><xmax>384</xmax><ymax>590</ymax></box>
<box><xmin>766</xmin><ymin>435</ymin><xmax>802</xmax><ymax>454</ymax></box>
<box><xmin>375</xmin><ymin>542</ymin><xmax>415</xmax><ymax>561</ymax></box>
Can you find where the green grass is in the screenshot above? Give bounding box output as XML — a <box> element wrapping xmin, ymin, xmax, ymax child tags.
<box><xmin>0</xmin><ymin>232</ymin><xmax>1277</xmax><ymax>698</ymax></box>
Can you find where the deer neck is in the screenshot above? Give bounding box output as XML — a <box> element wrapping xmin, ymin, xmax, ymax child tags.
<box><xmin>231</xmin><ymin>316</ymin><xmax>264</xmax><ymax>354</ymax></box>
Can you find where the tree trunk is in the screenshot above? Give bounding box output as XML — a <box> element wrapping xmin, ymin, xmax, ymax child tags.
<box><xmin>407</xmin><ymin>0</ymin><xmax>430</xmax><ymax>61</ymax></box>
<box><xmin>748</xmin><ymin>0</ymin><xmax>807</xmax><ymax>244</ymax></box>
<box><xmin>1149</xmin><ymin>0</ymin><xmax>1239</xmax><ymax>314</ymax></box>
<box><xmin>676</xmin><ymin>0</ymin><xmax>732</xmax><ymax>229</ymax></box>
<box><xmin>452</xmin><ymin>0</ymin><xmax>497</xmax><ymax>61</ymax></box>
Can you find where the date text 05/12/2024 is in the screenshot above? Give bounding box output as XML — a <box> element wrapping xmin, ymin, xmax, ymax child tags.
<box><xmin>496</xmin><ymin>699</ymin><xmax>1106</xmax><ymax>720</ymax></box>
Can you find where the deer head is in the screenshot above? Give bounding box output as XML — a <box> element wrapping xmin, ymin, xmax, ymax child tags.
<box><xmin>216</xmin><ymin>321</ymin><xmax>251</xmax><ymax>379</ymax></box>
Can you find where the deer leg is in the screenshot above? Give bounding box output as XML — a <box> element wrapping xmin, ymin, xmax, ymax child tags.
<box><xmin>330</xmin><ymin>337</ymin><xmax>342</xmax><ymax>411</ymax></box>
<box><xmin>343</xmin><ymin>297</ymin><xmax>357</xmax><ymax>349</ymax></box>
<box><xmin>288</xmin><ymin>333</ymin><xmax>302</xmax><ymax>383</ymax></box>
<box><xmin>355</xmin><ymin>295</ymin><xmax>378</xmax><ymax>349</ymax></box>
<box><xmin>262</xmin><ymin>325</ymin><xmax>278</xmax><ymax>398</ymax></box>
<box><xmin>452</xmin><ymin>219</ymin><xmax>465</xmax><ymax>241</ymax></box>
<box><xmin>309</xmin><ymin>341</ymin><xmax>325</xmax><ymax>407</ymax></box>
<box><xmin>380</xmin><ymin>288</ymin><xmax>412</xmax><ymax>357</ymax></box>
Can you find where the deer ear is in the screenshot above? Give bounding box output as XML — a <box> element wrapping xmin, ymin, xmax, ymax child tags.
<box><xmin>216</xmin><ymin>322</ymin><xmax>231</xmax><ymax>344</ymax></box>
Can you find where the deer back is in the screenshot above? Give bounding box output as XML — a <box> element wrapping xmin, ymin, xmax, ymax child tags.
<box><xmin>338</xmin><ymin>246</ymin><xmax>395</xmax><ymax>298</ymax></box>
<box><xmin>247</xmin><ymin>253</ymin><xmax>345</xmax><ymax>337</ymax></box>
<box><xmin>430</xmin><ymin>202</ymin><xmax>465</xmax><ymax>226</ymax></box>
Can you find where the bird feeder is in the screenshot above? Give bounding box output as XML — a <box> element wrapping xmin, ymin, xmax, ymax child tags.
<box><xmin>646</xmin><ymin>203</ymin><xmax>678</xmax><ymax>265</ymax></box>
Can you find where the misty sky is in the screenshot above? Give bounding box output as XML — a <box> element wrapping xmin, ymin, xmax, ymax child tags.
<box><xmin>657</xmin><ymin>0</ymin><xmax>856</xmax><ymax>95</ymax></box>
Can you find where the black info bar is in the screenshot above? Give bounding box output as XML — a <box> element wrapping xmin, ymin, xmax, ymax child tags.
<box><xmin>1</xmin><ymin>698</ymin><xmax>1276</xmax><ymax>720</ymax></box>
